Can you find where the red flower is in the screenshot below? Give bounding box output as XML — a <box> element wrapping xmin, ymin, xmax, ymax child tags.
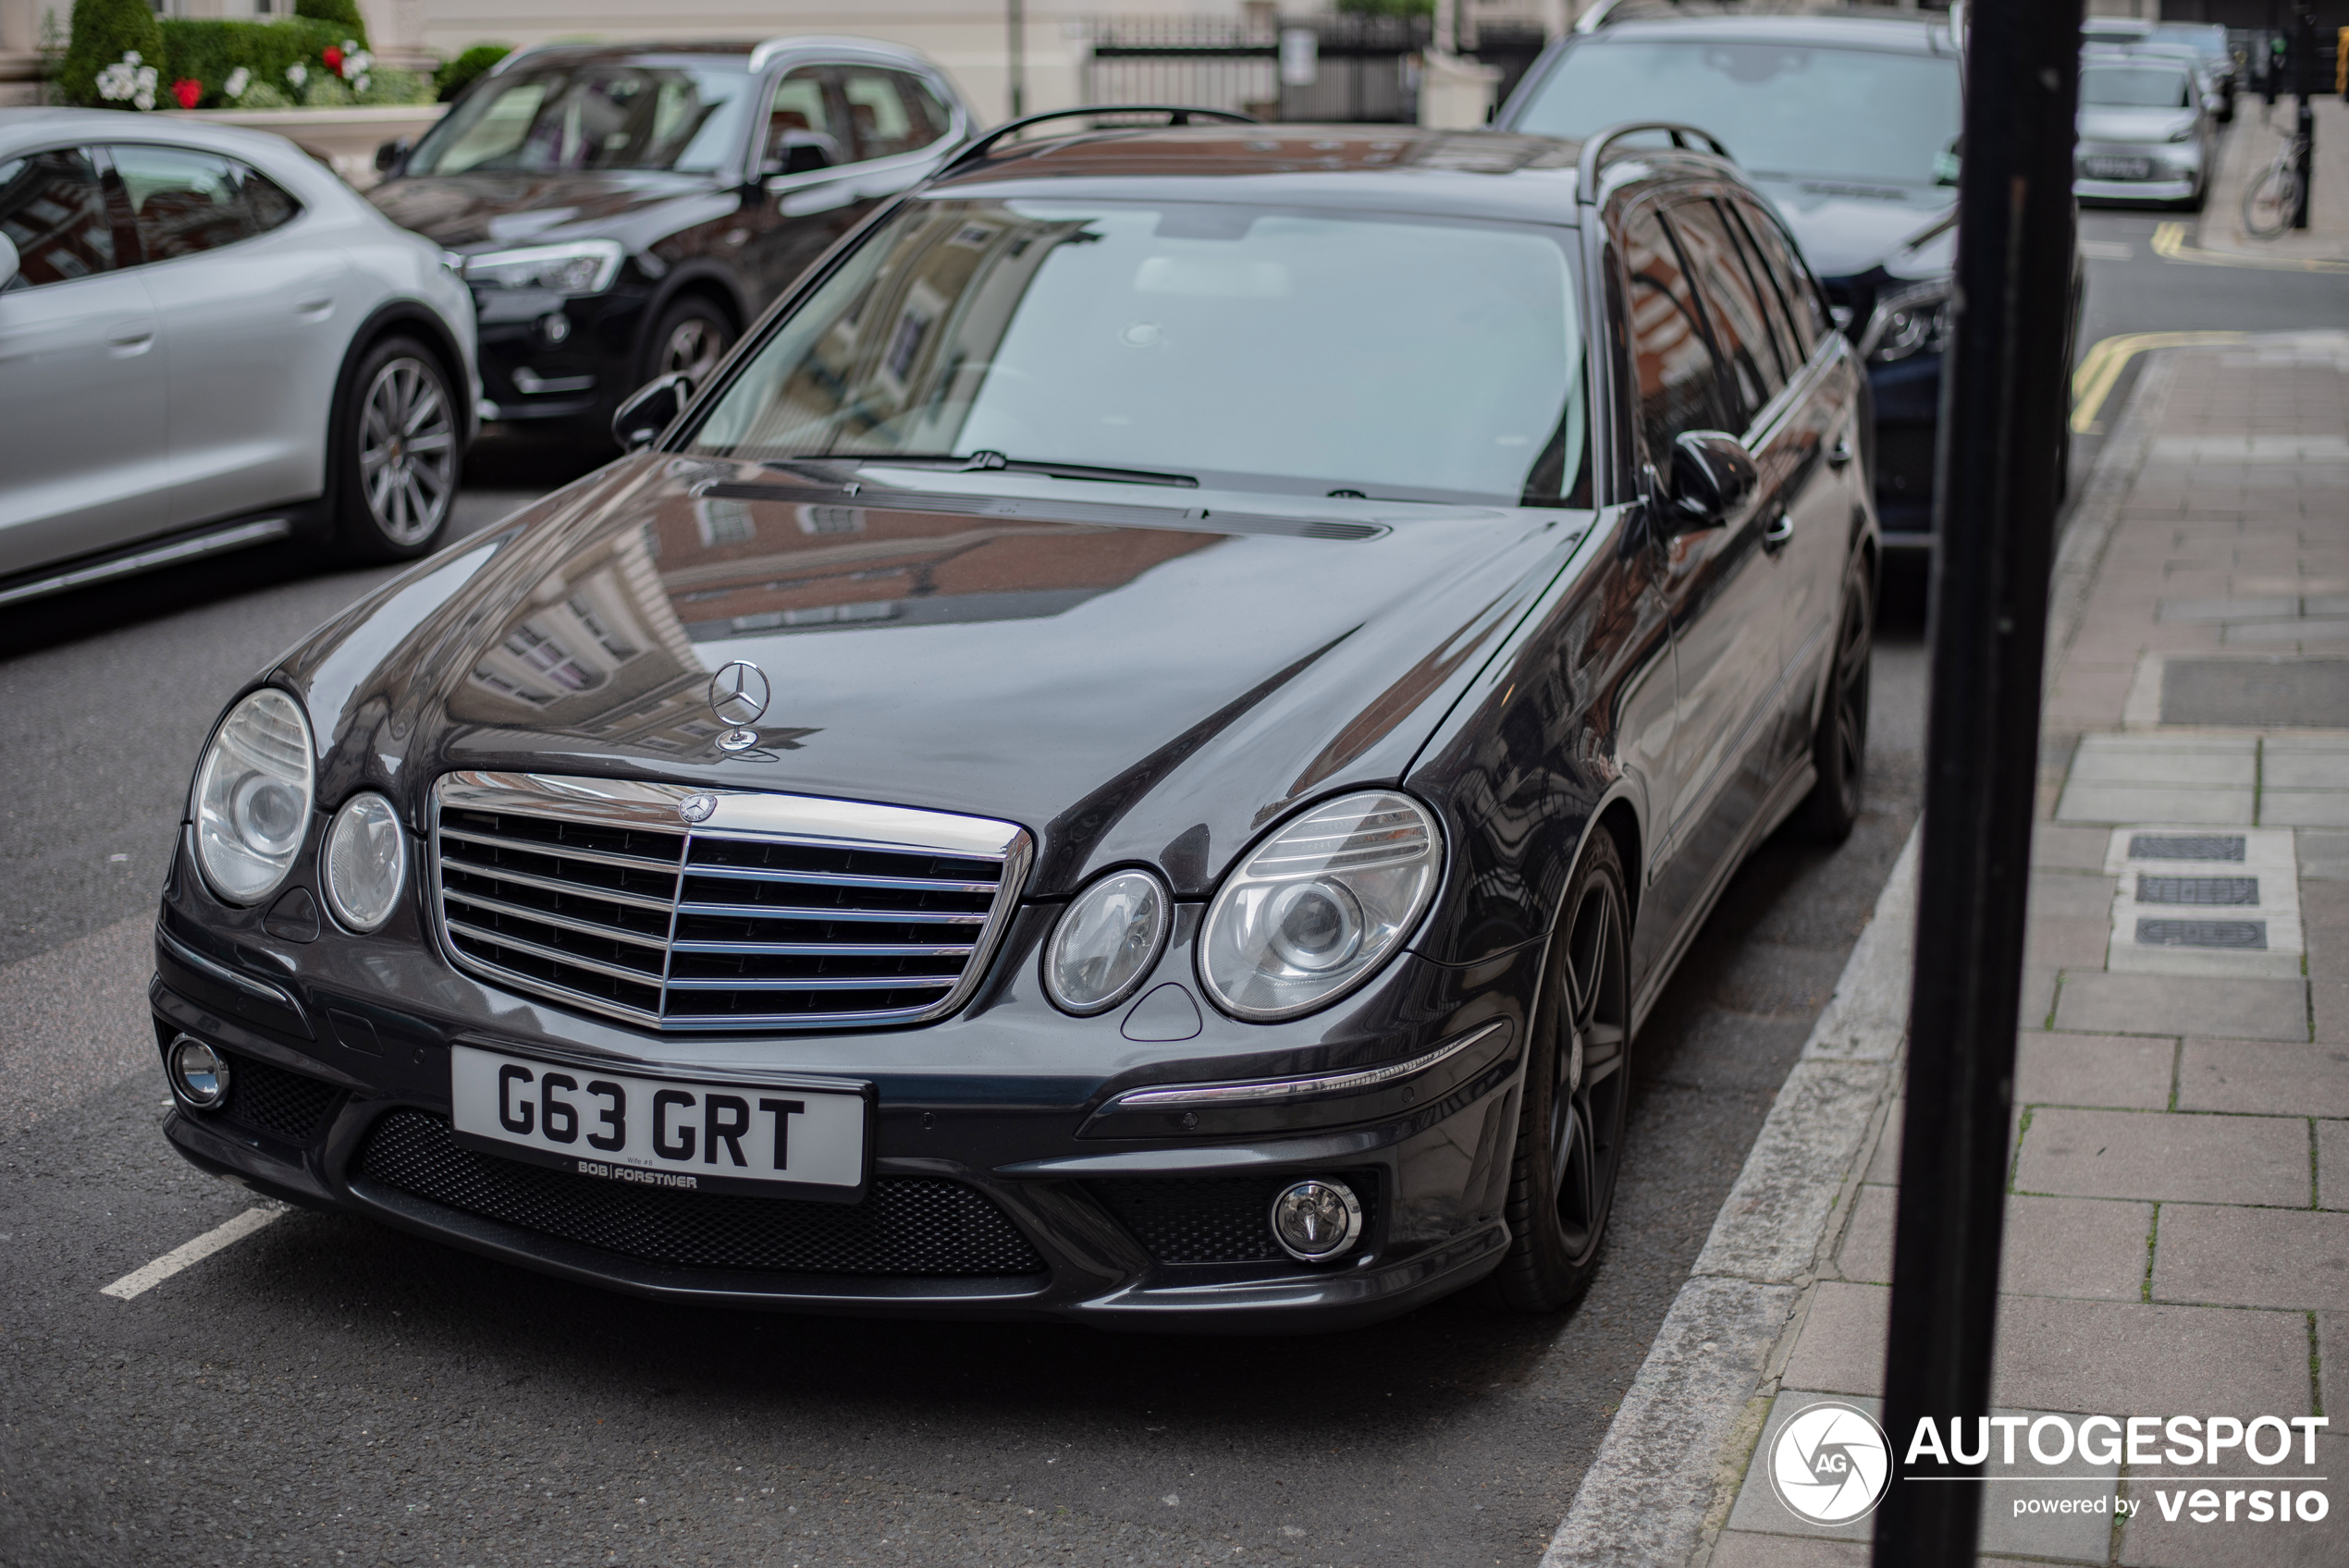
<box><xmin>172</xmin><ymin>78</ymin><xmax>202</xmax><ymax>110</ymax></box>
<box><xmin>323</xmin><ymin>46</ymin><xmax>343</xmax><ymax>72</ymax></box>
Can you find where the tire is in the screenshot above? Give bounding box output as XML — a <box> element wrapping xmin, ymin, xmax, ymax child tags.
<box><xmin>642</xmin><ymin>295</ymin><xmax>733</xmax><ymax>393</ymax></box>
<box><xmin>2242</xmin><ymin>161</ymin><xmax>2296</xmax><ymax>239</ymax></box>
<box><xmin>1795</xmin><ymin>553</ymin><xmax>1875</xmax><ymax>843</ymax></box>
<box><xmin>334</xmin><ymin>335</ymin><xmax>459</xmax><ymax>563</ymax></box>
<box><xmin>1480</xmin><ymin>828</ymin><xmax>1633</xmax><ymax>1313</ymax></box>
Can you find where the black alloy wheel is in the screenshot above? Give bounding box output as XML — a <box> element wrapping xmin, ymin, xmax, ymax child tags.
<box><xmin>335</xmin><ymin>336</ymin><xmax>458</xmax><ymax>562</ymax></box>
<box><xmin>1797</xmin><ymin>554</ymin><xmax>1875</xmax><ymax>842</ymax></box>
<box><xmin>645</xmin><ymin>296</ymin><xmax>732</xmax><ymax>392</ymax></box>
<box><xmin>1483</xmin><ymin>828</ymin><xmax>1633</xmax><ymax>1312</ymax></box>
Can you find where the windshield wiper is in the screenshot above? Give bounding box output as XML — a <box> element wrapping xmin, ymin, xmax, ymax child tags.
<box><xmin>766</xmin><ymin>451</ymin><xmax>1198</xmax><ymax>488</ymax></box>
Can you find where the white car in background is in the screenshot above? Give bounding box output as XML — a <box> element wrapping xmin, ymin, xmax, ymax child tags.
<box><xmin>0</xmin><ymin>108</ymin><xmax>478</xmax><ymax>609</ymax></box>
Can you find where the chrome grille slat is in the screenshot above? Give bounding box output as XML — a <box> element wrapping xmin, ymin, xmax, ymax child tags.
<box><xmin>430</xmin><ymin>773</ymin><xmax>1030</xmax><ymax>1033</ymax></box>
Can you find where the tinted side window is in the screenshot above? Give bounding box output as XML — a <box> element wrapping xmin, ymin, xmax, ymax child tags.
<box><xmin>764</xmin><ymin>66</ymin><xmax>842</xmax><ymax>170</ymax></box>
<box><xmin>241</xmin><ymin>165</ymin><xmax>300</xmax><ymax>234</ymax></box>
<box><xmin>1664</xmin><ymin>199</ymin><xmax>1782</xmax><ymax>421</ymax></box>
<box><xmin>898</xmin><ymin>73</ymin><xmax>956</xmax><ymax>145</ymax></box>
<box><xmin>1713</xmin><ymin>198</ymin><xmax>1802</xmax><ymax>383</ymax></box>
<box><xmin>1622</xmin><ymin>206</ymin><xmax>1731</xmax><ymax>468</ymax></box>
<box><xmin>1729</xmin><ymin>198</ymin><xmax>1827</xmax><ymax>355</ymax></box>
<box><xmin>111</xmin><ymin>145</ymin><xmax>259</xmax><ymax>261</ymax></box>
<box><xmin>840</xmin><ymin>67</ymin><xmax>938</xmax><ymax>161</ymax></box>
<box><xmin>0</xmin><ymin>147</ymin><xmax>117</xmax><ymax>287</ymax></box>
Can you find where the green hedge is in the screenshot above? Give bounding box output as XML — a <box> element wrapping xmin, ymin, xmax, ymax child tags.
<box><xmin>436</xmin><ymin>43</ymin><xmax>511</xmax><ymax>103</ymax></box>
<box><xmin>295</xmin><ymin>0</ymin><xmax>369</xmax><ymax>50</ymax></box>
<box><xmin>58</xmin><ymin>0</ymin><xmax>162</xmax><ymax>110</ymax></box>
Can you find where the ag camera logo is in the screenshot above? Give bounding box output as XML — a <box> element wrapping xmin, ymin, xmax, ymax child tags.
<box><xmin>1769</xmin><ymin>1401</ymin><xmax>1893</xmax><ymax>1525</ymax></box>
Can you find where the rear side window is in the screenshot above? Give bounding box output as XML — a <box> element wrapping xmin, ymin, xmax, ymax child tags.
<box><xmin>763</xmin><ymin>67</ymin><xmax>843</xmax><ymax>172</ymax></box>
<box><xmin>1712</xmin><ymin>198</ymin><xmax>1802</xmax><ymax>381</ymax></box>
<box><xmin>0</xmin><ymin>147</ymin><xmax>117</xmax><ymax>287</ymax></box>
<box><xmin>1728</xmin><ymin>199</ymin><xmax>1830</xmax><ymax>353</ymax></box>
<box><xmin>1621</xmin><ymin>205</ymin><xmax>1732</xmax><ymax>467</ymax></box>
<box><xmin>1663</xmin><ymin>198</ymin><xmax>1782</xmax><ymax>423</ymax></box>
<box><xmin>840</xmin><ymin>67</ymin><xmax>946</xmax><ymax>161</ymax></box>
<box><xmin>109</xmin><ymin>145</ymin><xmax>299</xmax><ymax>261</ymax></box>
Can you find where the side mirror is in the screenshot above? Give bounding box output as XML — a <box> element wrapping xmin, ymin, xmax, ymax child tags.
<box><xmin>0</xmin><ymin>232</ymin><xmax>19</xmax><ymax>289</ymax></box>
<box><xmin>1666</xmin><ymin>430</ymin><xmax>1759</xmax><ymax>530</ymax></box>
<box><xmin>762</xmin><ymin>130</ymin><xmax>838</xmax><ymax>178</ymax></box>
<box><xmin>612</xmin><ymin>373</ymin><xmax>692</xmax><ymax>451</ymax></box>
<box><xmin>375</xmin><ymin>137</ymin><xmax>412</xmax><ymax>176</ymax></box>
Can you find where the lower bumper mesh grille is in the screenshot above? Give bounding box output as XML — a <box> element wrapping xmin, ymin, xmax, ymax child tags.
<box><xmin>1090</xmin><ymin>1172</ymin><xmax>1380</xmax><ymax>1265</ymax></box>
<box><xmin>357</xmin><ymin>1110</ymin><xmax>1046</xmax><ymax>1278</ymax></box>
<box><xmin>221</xmin><ymin>1052</ymin><xmax>341</xmax><ymax>1144</ymax></box>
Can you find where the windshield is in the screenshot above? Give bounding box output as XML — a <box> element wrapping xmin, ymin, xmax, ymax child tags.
<box><xmin>1512</xmin><ymin>40</ymin><xmax>1962</xmax><ymax>190</ymax></box>
<box><xmin>408</xmin><ymin>60</ymin><xmax>754</xmax><ymax>177</ymax></box>
<box><xmin>689</xmin><ymin>198</ymin><xmax>1590</xmax><ymax>506</ymax></box>
<box><xmin>2081</xmin><ymin>66</ymin><xmax>2194</xmax><ymax>109</ymax></box>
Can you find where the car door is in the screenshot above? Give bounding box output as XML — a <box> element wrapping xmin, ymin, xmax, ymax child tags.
<box><xmin>108</xmin><ymin>142</ymin><xmax>358</xmax><ymax>527</ymax></box>
<box><xmin>0</xmin><ymin>142</ymin><xmax>169</xmax><ymax>577</ymax></box>
<box><xmin>743</xmin><ymin>63</ymin><xmax>862</xmax><ymax>311</ymax></box>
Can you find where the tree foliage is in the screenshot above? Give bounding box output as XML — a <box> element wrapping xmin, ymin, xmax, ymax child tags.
<box><xmin>294</xmin><ymin>0</ymin><xmax>369</xmax><ymax>49</ymax></box>
<box><xmin>435</xmin><ymin>44</ymin><xmax>512</xmax><ymax>103</ymax></box>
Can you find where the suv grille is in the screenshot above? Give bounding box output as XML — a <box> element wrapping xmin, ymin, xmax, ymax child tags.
<box><xmin>430</xmin><ymin>772</ymin><xmax>1029</xmax><ymax>1032</ymax></box>
<box><xmin>358</xmin><ymin>1110</ymin><xmax>1046</xmax><ymax>1278</ymax></box>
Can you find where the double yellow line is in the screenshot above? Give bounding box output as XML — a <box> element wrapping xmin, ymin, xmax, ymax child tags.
<box><xmin>2069</xmin><ymin>330</ymin><xmax>2247</xmax><ymax>433</ymax></box>
<box><xmin>2150</xmin><ymin>221</ymin><xmax>2349</xmax><ymax>274</ymax></box>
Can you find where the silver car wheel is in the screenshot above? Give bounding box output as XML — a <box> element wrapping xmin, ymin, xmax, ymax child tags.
<box><xmin>357</xmin><ymin>356</ymin><xmax>455</xmax><ymax>547</ymax></box>
<box><xmin>658</xmin><ymin>315</ymin><xmax>726</xmax><ymax>384</ymax></box>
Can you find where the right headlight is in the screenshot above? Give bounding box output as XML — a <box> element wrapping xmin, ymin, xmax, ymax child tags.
<box><xmin>1859</xmin><ymin>278</ymin><xmax>1953</xmax><ymax>365</ymax></box>
<box><xmin>461</xmin><ymin>239</ymin><xmax>624</xmax><ymax>295</ymax></box>
<box><xmin>1044</xmin><ymin>869</ymin><xmax>1171</xmax><ymax>1015</ymax></box>
<box><xmin>1199</xmin><ymin>791</ymin><xmax>1443</xmax><ymax>1022</ymax></box>
<box><xmin>192</xmin><ymin>688</ymin><xmax>315</xmax><ymax>904</ymax></box>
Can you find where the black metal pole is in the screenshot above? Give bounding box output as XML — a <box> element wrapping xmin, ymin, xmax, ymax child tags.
<box><xmin>2293</xmin><ymin>4</ymin><xmax>2315</xmax><ymax>229</ymax></box>
<box><xmin>1871</xmin><ymin>4</ymin><xmax>2082</xmax><ymax>1563</ymax></box>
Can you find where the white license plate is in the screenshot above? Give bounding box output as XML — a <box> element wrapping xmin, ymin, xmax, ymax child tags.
<box><xmin>449</xmin><ymin>1045</ymin><xmax>868</xmax><ymax>1201</ymax></box>
<box><xmin>2084</xmin><ymin>156</ymin><xmax>2154</xmax><ymax>179</ymax></box>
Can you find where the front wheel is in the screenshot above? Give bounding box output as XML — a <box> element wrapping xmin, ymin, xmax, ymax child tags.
<box><xmin>2242</xmin><ymin>160</ymin><xmax>2298</xmax><ymax>239</ymax></box>
<box><xmin>334</xmin><ymin>336</ymin><xmax>459</xmax><ymax>562</ymax></box>
<box><xmin>1481</xmin><ymin>829</ymin><xmax>1633</xmax><ymax>1313</ymax></box>
<box><xmin>1795</xmin><ymin>554</ymin><xmax>1875</xmax><ymax>843</ymax></box>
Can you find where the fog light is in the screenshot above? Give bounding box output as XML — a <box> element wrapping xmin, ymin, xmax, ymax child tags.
<box><xmin>1270</xmin><ymin>1178</ymin><xmax>1363</xmax><ymax>1263</ymax></box>
<box><xmin>539</xmin><ymin>312</ymin><xmax>570</xmax><ymax>345</ymax></box>
<box><xmin>168</xmin><ymin>1035</ymin><xmax>229</xmax><ymax>1109</ymax></box>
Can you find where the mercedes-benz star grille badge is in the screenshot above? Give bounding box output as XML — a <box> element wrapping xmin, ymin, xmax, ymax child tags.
<box><xmin>707</xmin><ymin>660</ymin><xmax>770</xmax><ymax>753</ymax></box>
<box><xmin>677</xmin><ymin>791</ymin><xmax>719</xmax><ymax>825</ymax></box>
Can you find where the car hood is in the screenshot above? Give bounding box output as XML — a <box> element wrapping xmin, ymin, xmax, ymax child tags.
<box><xmin>2077</xmin><ymin>106</ymin><xmax>2198</xmax><ymax>145</ymax></box>
<box><xmin>277</xmin><ymin>456</ymin><xmax>1595</xmax><ymax>898</ymax></box>
<box><xmin>1753</xmin><ymin>178</ymin><xmax>1956</xmax><ymax>282</ymax></box>
<box><xmin>365</xmin><ymin>169</ymin><xmax>727</xmax><ymax>251</ymax></box>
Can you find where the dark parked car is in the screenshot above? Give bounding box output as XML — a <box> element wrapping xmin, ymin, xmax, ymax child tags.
<box><xmin>1500</xmin><ymin>4</ymin><xmax>2059</xmax><ymax>544</ymax></box>
<box><xmin>367</xmin><ymin>37</ymin><xmax>974</xmax><ymax>437</ymax></box>
<box><xmin>154</xmin><ymin>112</ymin><xmax>1876</xmax><ymax>1330</ymax></box>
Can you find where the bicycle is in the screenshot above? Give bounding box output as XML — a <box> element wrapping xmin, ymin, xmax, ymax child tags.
<box><xmin>2241</xmin><ymin>119</ymin><xmax>2307</xmax><ymax>239</ymax></box>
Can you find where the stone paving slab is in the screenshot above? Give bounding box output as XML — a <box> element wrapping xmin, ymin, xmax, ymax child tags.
<box><xmin>2152</xmin><ymin>1204</ymin><xmax>2349</xmax><ymax>1310</ymax></box>
<box><xmin>2320</xmin><ymin>1119</ymin><xmax>2349</xmax><ymax>1209</ymax></box>
<box><xmin>2051</xmin><ymin>972</ymin><xmax>2309</xmax><ymax>1041</ymax></box>
<box><xmin>2013</xmin><ymin>1107</ymin><xmax>2311</xmax><ymax>1207</ymax></box>
<box><xmin>2177</xmin><ymin>1037</ymin><xmax>2349</xmax><ymax>1117</ymax></box>
<box><xmin>2113</xmin><ymin>1434</ymin><xmax>2348</xmax><ymax>1567</ymax></box>
<box><xmin>2015</xmin><ymin>1030</ymin><xmax>2175</xmax><ymax>1110</ymax></box>
<box><xmin>1987</xmin><ymin>1296</ymin><xmax>2314</xmax><ymax>1417</ymax></box>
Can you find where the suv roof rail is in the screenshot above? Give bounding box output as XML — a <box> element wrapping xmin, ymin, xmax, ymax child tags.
<box><xmin>1576</xmin><ymin>120</ymin><xmax>1733</xmax><ymax>200</ymax></box>
<box><xmin>1580</xmin><ymin>0</ymin><xmax>1952</xmax><ymax>27</ymax></box>
<box><xmin>939</xmin><ymin>104</ymin><xmax>1261</xmax><ymax>177</ymax></box>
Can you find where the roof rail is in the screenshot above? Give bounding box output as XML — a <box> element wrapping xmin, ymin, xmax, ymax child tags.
<box><xmin>1575</xmin><ymin>120</ymin><xmax>1734</xmax><ymax>202</ymax></box>
<box><xmin>938</xmin><ymin>104</ymin><xmax>1261</xmax><ymax>178</ymax></box>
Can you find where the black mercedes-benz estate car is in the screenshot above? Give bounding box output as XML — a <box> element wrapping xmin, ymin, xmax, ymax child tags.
<box><xmin>367</xmin><ymin>37</ymin><xmax>974</xmax><ymax>438</ymax></box>
<box><xmin>1501</xmin><ymin>3</ymin><xmax>1991</xmax><ymax>543</ymax></box>
<box><xmin>152</xmin><ymin>111</ymin><xmax>1877</xmax><ymax>1331</ymax></box>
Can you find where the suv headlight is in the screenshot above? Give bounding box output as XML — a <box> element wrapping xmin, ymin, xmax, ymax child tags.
<box><xmin>192</xmin><ymin>689</ymin><xmax>315</xmax><ymax>904</ymax></box>
<box><xmin>1859</xmin><ymin>278</ymin><xmax>1953</xmax><ymax>364</ymax></box>
<box><xmin>462</xmin><ymin>239</ymin><xmax>624</xmax><ymax>295</ymax></box>
<box><xmin>1043</xmin><ymin>869</ymin><xmax>1170</xmax><ymax>1015</ymax></box>
<box><xmin>323</xmin><ymin>792</ymin><xmax>408</xmax><ymax>934</ymax></box>
<box><xmin>1199</xmin><ymin>791</ymin><xmax>1442</xmax><ymax>1022</ymax></box>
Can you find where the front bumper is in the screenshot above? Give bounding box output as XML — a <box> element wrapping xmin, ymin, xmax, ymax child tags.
<box><xmin>470</xmin><ymin>284</ymin><xmax>652</xmax><ymax>429</ymax></box>
<box><xmin>151</xmin><ymin>828</ymin><xmax>1531</xmax><ymax>1332</ymax></box>
<box><xmin>2073</xmin><ymin>141</ymin><xmax>2206</xmax><ymax>204</ymax></box>
<box><xmin>1866</xmin><ymin>351</ymin><xmax>1942</xmax><ymax>543</ymax></box>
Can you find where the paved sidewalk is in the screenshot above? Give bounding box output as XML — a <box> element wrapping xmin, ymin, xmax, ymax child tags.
<box><xmin>2195</xmin><ymin>95</ymin><xmax>2349</xmax><ymax>266</ymax></box>
<box><xmin>1688</xmin><ymin>336</ymin><xmax>2349</xmax><ymax>1566</ymax></box>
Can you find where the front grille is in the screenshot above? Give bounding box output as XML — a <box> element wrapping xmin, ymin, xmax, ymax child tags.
<box><xmin>1090</xmin><ymin>1172</ymin><xmax>1380</xmax><ymax>1266</ymax></box>
<box><xmin>358</xmin><ymin>1110</ymin><xmax>1047</xmax><ymax>1277</ymax></box>
<box><xmin>221</xmin><ymin>1052</ymin><xmax>341</xmax><ymax>1143</ymax></box>
<box><xmin>431</xmin><ymin>772</ymin><xmax>1029</xmax><ymax>1031</ymax></box>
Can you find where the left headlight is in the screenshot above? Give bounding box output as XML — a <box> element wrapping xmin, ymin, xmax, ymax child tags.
<box><xmin>1860</xmin><ymin>278</ymin><xmax>1953</xmax><ymax>365</ymax></box>
<box><xmin>192</xmin><ymin>688</ymin><xmax>314</xmax><ymax>904</ymax></box>
<box><xmin>1044</xmin><ymin>869</ymin><xmax>1171</xmax><ymax>1015</ymax></box>
<box><xmin>461</xmin><ymin>239</ymin><xmax>624</xmax><ymax>295</ymax></box>
<box><xmin>323</xmin><ymin>792</ymin><xmax>408</xmax><ymax>934</ymax></box>
<box><xmin>1199</xmin><ymin>791</ymin><xmax>1443</xmax><ymax>1022</ymax></box>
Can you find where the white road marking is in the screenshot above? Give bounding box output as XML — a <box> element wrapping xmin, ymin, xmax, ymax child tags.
<box><xmin>100</xmin><ymin>1207</ymin><xmax>282</xmax><ymax>1300</ymax></box>
<box><xmin>2078</xmin><ymin>239</ymin><xmax>2133</xmax><ymax>261</ymax></box>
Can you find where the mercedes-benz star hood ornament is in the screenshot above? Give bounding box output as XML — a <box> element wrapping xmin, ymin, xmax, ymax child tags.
<box><xmin>707</xmin><ymin>660</ymin><xmax>770</xmax><ymax>753</ymax></box>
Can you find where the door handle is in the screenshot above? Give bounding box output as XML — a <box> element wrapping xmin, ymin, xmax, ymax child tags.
<box><xmin>105</xmin><ymin>322</ymin><xmax>154</xmax><ymax>354</ymax></box>
<box><xmin>1826</xmin><ymin>435</ymin><xmax>1855</xmax><ymax>469</ymax></box>
<box><xmin>294</xmin><ymin>293</ymin><xmax>334</xmax><ymax>317</ymax></box>
<box><xmin>1762</xmin><ymin>513</ymin><xmax>1794</xmax><ymax>551</ymax></box>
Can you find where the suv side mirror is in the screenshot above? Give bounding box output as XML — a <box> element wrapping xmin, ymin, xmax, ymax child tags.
<box><xmin>763</xmin><ymin>129</ymin><xmax>839</xmax><ymax>178</ymax></box>
<box><xmin>613</xmin><ymin>373</ymin><xmax>692</xmax><ymax>452</ymax></box>
<box><xmin>375</xmin><ymin>137</ymin><xmax>412</xmax><ymax>176</ymax></box>
<box><xmin>1666</xmin><ymin>430</ymin><xmax>1758</xmax><ymax>530</ymax></box>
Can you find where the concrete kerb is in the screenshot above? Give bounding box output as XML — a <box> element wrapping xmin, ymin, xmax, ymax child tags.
<box><xmin>1537</xmin><ymin>351</ymin><xmax>2179</xmax><ymax>1568</ymax></box>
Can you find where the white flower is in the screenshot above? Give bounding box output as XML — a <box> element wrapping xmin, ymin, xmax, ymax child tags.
<box><xmin>353</xmin><ymin>74</ymin><xmax>371</xmax><ymax>93</ymax></box>
<box><xmin>131</xmin><ymin>64</ymin><xmax>156</xmax><ymax>112</ymax></box>
<box><xmin>286</xmin><ymin>62</ymin><xmax>308</xmax><ymax>88</ymax></box>
<box><xmin>224</xmin><ymin>67</ymin><xmax>250</xmax><ymax>99</ymax></box>
<box><xmin>340</xmin><ymin>48</ymin><xmax>374</xmax><ymax>82</ymax></box>
<box><xmin>96</xmin><ymin>52</ymin><xmax>144</xmax><ymax>104</ymax></box>
<box><xmin>124</xmin><ymin>51</ymin><xmax>141</xmax><ymax>67</ymax></box>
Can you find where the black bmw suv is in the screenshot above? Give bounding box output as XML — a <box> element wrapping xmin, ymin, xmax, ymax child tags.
<box><xmin>369</xmin><ymin>37</ymin><xmax>974</xmax><ymax>437</ymax></box>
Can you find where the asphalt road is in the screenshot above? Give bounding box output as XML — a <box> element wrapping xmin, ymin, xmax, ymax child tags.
<box><xmin>3</xmin><ymin>137</ymin><xmax>2331</xmax><ymax>1564</ymax></box>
